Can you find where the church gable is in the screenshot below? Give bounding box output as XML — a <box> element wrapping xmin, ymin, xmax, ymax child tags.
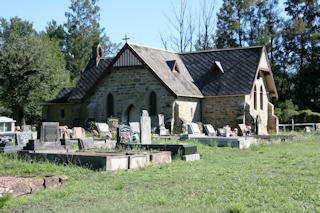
<box><xmin>113</xmin><ymin>48</ymin><xmax>143</xmax><ymax>67</ymax></box>
<box><xmin>258</xmin><ymin>50</ymin><xmax>270</xmax><ymax>71</ymax></box>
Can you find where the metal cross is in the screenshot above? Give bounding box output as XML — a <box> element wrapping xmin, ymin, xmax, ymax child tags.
<box><xmin>122</xmin><ymin>34</ymin><xmax>130</xmax><ymax>42</ymax></box>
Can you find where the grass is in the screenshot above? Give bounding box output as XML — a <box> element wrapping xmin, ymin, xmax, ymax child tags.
<box><xmin>0</xmin><ymin>134</ymin><xmax>320</xmax><ymax>212</ymax></box>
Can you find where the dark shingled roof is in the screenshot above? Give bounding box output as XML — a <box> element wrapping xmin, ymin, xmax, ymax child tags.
<box><xmin>179</xmin><ymin>46</ymin><xmax>263</xmax><ymax>96</ymax></box>
<box><xmin>47</xmin><ymin>87</ymin><xmax>74</xmax><ymax>103</ymax></box>
<box><xmin>49</xmin><ymin>44</ymin><xmax>272</xmax><ymax>104</ymax></box>
<box><xmin>128</xmin><ymin>43</ymin><xmax>203</xmax><ymax>97</ymax></box>
<box><xmin>68</xmin><ymin>57</ymin><xmax>113</xmax><ymax>101</ymax></box>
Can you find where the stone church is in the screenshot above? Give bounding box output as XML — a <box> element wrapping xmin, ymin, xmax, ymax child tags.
<box><xmin>44</xmin><ymin>42</ymin><xmax>279</xmax><ymax>135</ymax></box>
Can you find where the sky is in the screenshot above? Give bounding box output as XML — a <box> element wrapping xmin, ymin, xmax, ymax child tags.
<box><xmin>0</xmin><ymin>0</ymin><xmax>223</xmax><ymax>50</ymax></box>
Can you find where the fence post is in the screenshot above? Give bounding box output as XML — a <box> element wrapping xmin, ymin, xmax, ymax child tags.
<box><xmin>292</xmin><ymin>119</ymin><xmax>294</xmax><ymax>132</ymax></box>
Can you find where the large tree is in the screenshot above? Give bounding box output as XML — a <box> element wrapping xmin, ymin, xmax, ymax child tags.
<box><xmin>0</xmin><ymin>17</ymin><xmax>69</xmax><ymax>125</ymax></box>
<box><xmin>282</xmin><ymin>0</ymin><xmax>320</xmax><ymax>112</ymax></box>
<box><xmin>64</xmin><ymin>0</ymin><xmax>119</xmax><ymax>82</ymax></box>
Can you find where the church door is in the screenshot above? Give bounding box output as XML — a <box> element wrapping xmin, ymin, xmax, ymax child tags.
<box><xmin>128</xmin><ymin>105</ymin><xmax>140</xmax><ymax>123</ymax></box>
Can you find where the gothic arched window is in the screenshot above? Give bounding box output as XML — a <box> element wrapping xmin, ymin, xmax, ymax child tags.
<box><xmin>107</xmin><ymin>93</ymin><xmax>114</xmax><ymax>117</ymax></box>
<box><xmin>260</xmin><ymin>86</ymin><xmax>263</xmax><ymax>110</ymax></box>
<box><xmin>150</xmin><ymin>92</ymin><xmax>157</xmax><ymax>116</ymax></box>
<box><xmin>254</xmin><ymin>86</ymin><xmax>257</xmax><ymax>110</ymax></box>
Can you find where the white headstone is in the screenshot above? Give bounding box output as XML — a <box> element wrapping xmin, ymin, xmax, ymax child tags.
<box><xmin>129</xmin><ymin>122</ymin><xmax>140</xmax><ymax>133</ymax></box>
<box><xmin>204</xmin><ymin>124</ymin><xmax>216</xmax><ymax>136</ymax></box>
<box><xmin>187</xmin><ymin>123</ymin><xmax>201</xmax><ymax>134</ymax></box>
<box><xmin>158</xmin><ymin>114</ymin><xmax>165</xmax><ymax>127</ymax></box>
<box><xmin>96</xmin><ymin>123</ymin><xmax>110</xmax><ymax>133</ymax></box>
<box><xmin>140</xmin><ymin>110</ymin><xmax>151</xmax><ymax>144</ymax></box>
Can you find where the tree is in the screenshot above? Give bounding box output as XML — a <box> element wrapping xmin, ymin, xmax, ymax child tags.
<box><xmin>194</xmin><ymin>0</ymin><xmax>216</xmax><ymax>50</ymax></box>
<box><xmin>0</xmin><ymin>17</ymin><xmax>69</xmax><ymax>125</ymax></box>
<box><xmin>64</xmin><ymin>0</ymin><xmax>119</xmax><ymax>82</ymax></box>
<box><xmin>282</xmin><ymin>0</ymin><xmax>320</xmax><ymax>112</ymax></box>
<box><xmin>161</xmin><ymin>0</ymin><xmax>194</xmax><ymax>52</ymax></box>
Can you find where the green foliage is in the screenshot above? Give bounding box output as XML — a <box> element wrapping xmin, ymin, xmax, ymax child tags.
<box><xmin>293</xmin><ymin>110</ymin><xmax>320</xmax><ymax>123</ymax></box>
<box><xmin>0</xmin><ymin>195</ymin><xmax>10</xmax><ymax>210</ymax></box>
<box><xmin>64</xmin><ymin>0</ymin><xmax>119</xmax><ymax>82</ymax></box>
<box><xmin>0</xmin><ymin>17</ymin><xmax>69</xmax><ymax>124</ymax></box>
<box><xmin>275</xmin><ymin>99</ymin><xmax>299</xmax><ymax>123</ymax></box>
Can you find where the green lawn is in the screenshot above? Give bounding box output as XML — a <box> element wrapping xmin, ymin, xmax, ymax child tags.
<box><xmin>1</xmin><ymin>134</ymin><xmax>320</xmax><ymax>212</ymax></box>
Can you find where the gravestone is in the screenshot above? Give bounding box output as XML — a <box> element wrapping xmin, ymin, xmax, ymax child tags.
<box><xmin>255</xmin><ymin>115</ymin><xmax>262</xmax><ymax>135</ymax></box>
<box><xmin>78</xmin><ymin>138</ymin><xmax>95</xmax><ymax>150</ymax></box>
<box><xmin>41</xmin><ymin>122</ymin><xmax>59</xmax><ymax>143</ymax></box>
<box><xmin>187</xmin><ymin>123</ymin><xmax>201</xmax><ymax>134</ymax></box>
<box><xmin>129</xmin><ymin>122</ymin><xmax>140</xmax><ymax>133</ymax></box>
<box><xmin>117</xmin><ymin>125</ymin><xmax>133</xmax><ymax>143</ymax></box>
<box><xmin>140</xmin><ymin>110</ymin><xmax>151</xmax><ymax>144</ymax></box>
<box><xmin>96</xmin><ymin>123</ymin><xmax>110</xmax><ymax>135</ymax></box>
<box><xmin>305</xmin><ymin>126</ymin><xmax>312</xmax><ymax>133</ymax></box>
<box><xmin>72</xmin><ymin>127</ymin><xmax>86</xmax><ymax>139</ymax></box>
<box><xmin>158</xmin><ymin>114</ymin><xmax>168</xmax><ymax>136</ymax></box>
<box><xmin>21</xmin><ymin>125</ymin><xmax>31</xmax><ymax>132</ymax></box>
<box><xmin>107</xmin><ymin>118</ymin><xmax>119</xmax><ymax>131</ymax></box>
<box><xmin>186</xmin><ymin>123</ymin><xmax>205</xmax><ymax>137</ymax></box>
<box><xmin>204</xmin><ymin>124</ymin><xmax>216</xmax><ymax>136</ymax></box>
<box><xmin>16</xmin><ymin>132</ymin><xmax>34</xmax><ymax>147</ymax></box>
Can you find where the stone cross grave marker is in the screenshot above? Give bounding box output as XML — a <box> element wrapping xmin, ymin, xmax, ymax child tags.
<box><xmin>129</xmin><ymin>122</ymin><xmax>140</xmax><ymax>133</ymax></box>
<box><xmin>140</xmin><ymin>110</ymin><xmax>151</xmax><ymax>144</ymax></box>
<box><xmin>72</xmin><ymin>127</ymin><xmax>86</xmax><ymax>139</ymax></box>
<box><xmin>204</xmin><ymin>124</ymin><xmax>216</xmax><ymax>136</ymax></box>
<box><xmin>117</xmin><ymin>125</ymin><xmax>133</xmax><ymax>143</ymax></box>
<box><xmin>96</xmin><ymin>123</ymin><xmax>110</xmax><ymax>135</ymax></box>
<box><xmin>41</xmin><ymin>122</ymin><xmax>59</xmax><ymax>143</ymax></box>
<box><xmin>187</xmin><ymin>123</ymin><xmax>201</xmax><ymax>134</ymax></box>
<box><xmin>158</xmin><ymin>114</ymin><xmax>168</xmax><ymax>136</ymax></box>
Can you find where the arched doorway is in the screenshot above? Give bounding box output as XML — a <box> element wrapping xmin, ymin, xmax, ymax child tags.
<box><xmin>127</xmin><ymin>105</ymin><xmax>140</xmax><ymax>123</ymax></box>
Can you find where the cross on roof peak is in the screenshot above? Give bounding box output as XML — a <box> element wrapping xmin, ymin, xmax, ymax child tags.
<box><xmin>122</xmin><ymin>34</ymin><xmax>130</xmax><ymax>42</ymax></box>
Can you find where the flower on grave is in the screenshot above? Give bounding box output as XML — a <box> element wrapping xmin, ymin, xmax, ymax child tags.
<box><xmin>0</xmin><ymin>136</ymin><xmax>11</xmax><ymax>144</ymax></box>
<box><xmin>105</xmin><ymin>132</ymin><xmax>112</xmax><ymax>140</ymax></box>
<box><xmin>92</xmin><ymin>130</ymin><xmax>99</xmax><ymax>135</ymax></box>
<box><xmin>111</xmin><ymin>131</ymin><xmax>117</xmax><ymax>135</ymax></box>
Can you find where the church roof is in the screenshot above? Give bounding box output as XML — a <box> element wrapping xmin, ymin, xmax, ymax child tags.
<box><xmin>68</xmin><ymin>57</ymin><xmax>114</xmax><ymax>101</ymax></box>
<box><xmin>48</xmin><ymin>43</ymin><xmax>277</xmax><ymax>103</ymax></box>
<box><xmin>127</xmin><ymin>43</ymin><xmax>203</xmax><ymax>98</ymax></box>
<box><xmin>179</xmin><ymin>46</ymin><xmax>264</xmax><ymax>96</ymax></box>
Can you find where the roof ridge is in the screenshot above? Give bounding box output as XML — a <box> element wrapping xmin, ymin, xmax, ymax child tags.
<box><xmin>179</xmin><ymin>45</ymin><xmax>264</xmax><ymax>55</ymax></box>
<box><xmin>127</xmin><ymin>42</ymin><xmax>178</xmax><ymax>54</ymax></box>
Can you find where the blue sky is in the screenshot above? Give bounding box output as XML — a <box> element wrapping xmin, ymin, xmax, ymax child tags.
<box><xmin>0</xmin><ymin>0</ymin><xmax>223</xmax><ymax>49</ymax></box>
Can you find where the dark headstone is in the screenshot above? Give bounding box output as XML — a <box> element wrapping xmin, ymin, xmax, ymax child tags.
<box><xmin>78</xmin><ymin>138</ymin><xmax>95</xmax><ymax>150</ymax></box>
<box><xmin>117</xmin><ymin>125</ymin><xmax>133</xmax><ymax>144</ymax></box>
<box><xmin>41</xmin><ymin>122</ymin><xmax>59</xmax><ymax>143</ymax></box>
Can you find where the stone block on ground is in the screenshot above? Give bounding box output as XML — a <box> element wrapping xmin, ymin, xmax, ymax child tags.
<box><xmin>182</xmin><ymin>153</ymin><xmax>200</xmax><ymax>161</ymax></box>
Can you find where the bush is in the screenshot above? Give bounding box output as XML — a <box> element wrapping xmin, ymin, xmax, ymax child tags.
<box><xmin>293</xmin><ymin>110</ymin><xmax>320</xmax><ymax>123</ymax></box>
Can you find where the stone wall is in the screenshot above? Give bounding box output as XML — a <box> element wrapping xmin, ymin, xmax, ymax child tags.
<box><xmin>202</xmin><ymin>95</ymin><xmax>245</xmax><ymax>129</ymax></box>
<box><xmin>268</xmin><ymin>102</ymin><xmax>279</xmax><ymax>133</ymax></box>
<box><xmin>45</xmin><ymin>104</ymin><xmax>77</xmax><ymax>127</ymax></box>
<box><xmin>89</xmin><ymin>67</ymin><xmax>175</xmax><ymax>127</ymax></box>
